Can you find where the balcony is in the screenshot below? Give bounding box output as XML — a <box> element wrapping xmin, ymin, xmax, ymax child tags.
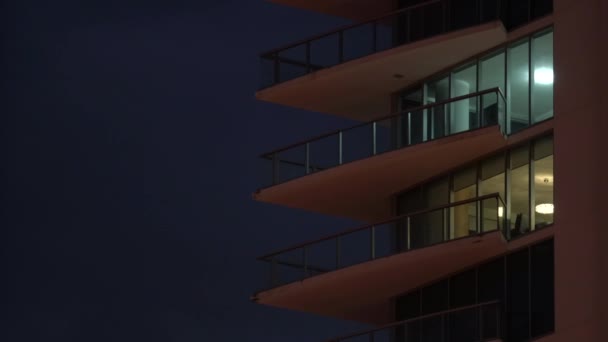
<box><xmin>254</xmin><ymin>88</ymin><xmax>507</xmax><ymax>221</ymax></box>
<box><xmin>252</xmin><ymin>194</ymin><xmax>508</xmax><ymax>323</ymax></box>
<box><xmin>326</xmin><ymin>301</ymin><xmax>501</xmax><ymax>342</ymax></box>
<box><xmin>258</xmin><ymin>0</ymin><xmax>507</xmax><ymax>118</ymax></box>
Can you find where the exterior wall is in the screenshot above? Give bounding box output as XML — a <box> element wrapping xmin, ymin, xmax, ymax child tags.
<box><xmin>553</xmin><ymin>0</ymin><xmax>608</xmax><ymax>341</ymax></box>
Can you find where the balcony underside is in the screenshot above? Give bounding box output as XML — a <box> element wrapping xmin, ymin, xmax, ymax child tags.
<box><xmin>254</xmin><ymin>125</ymin><xmax>507</xmax><ymax>222</ymax></box>
<box><xmin>256</xmin><ymin>21</ymin><xmax>506</xmax><ymax>121</ymax></box>
<box><xmin>267</xmin><ymin>0</ymin><xmax>394</xmax><ymax>21</ymax></box>
<box><xmin>252</xmin><ymin>230</ymin><xmax>507</xmax><ymax>324</ymax></box>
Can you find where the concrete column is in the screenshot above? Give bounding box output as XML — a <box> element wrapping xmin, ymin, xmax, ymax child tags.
<box><xmin>553</xmin><ymin>0</ymin><xmax>608</xmax><ymax>341</ymax></box>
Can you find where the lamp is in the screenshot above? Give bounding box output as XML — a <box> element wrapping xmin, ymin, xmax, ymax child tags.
<box><xmin>535</xmin><ymin>203</ymin><xmax>554</xmax><ymax>214</ymax></box>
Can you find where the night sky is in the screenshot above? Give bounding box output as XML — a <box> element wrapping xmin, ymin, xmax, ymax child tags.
<box><xmin>1</xmin><ymin>1</ymin><xmax>369</xmax><ymax>341</ymax></box>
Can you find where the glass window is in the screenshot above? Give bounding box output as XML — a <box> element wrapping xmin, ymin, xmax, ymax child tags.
<box><xmin>450</xmin><ymin>268</ymin><xmax>477</xmax><ymax>307</ymax></box>
<box><xmin>481</xmin><ymin>153</ymin><xmax>505</xmax><ymax>232</ymax></box>
<box><xmin>533</xmin><ymin>136</ymin><xmax>554</xmax><ymax>228</ymax></box>
<box><xmin>451</xmin><ymin>64</ymin><xmax>478</xmax><ymax>134</ymax></box>
<box><xmin>531</xmin><ymin>30</ymin><xmax>554</xmax><ymax>123</ymax></box>
<box><xmin>531</xmin><ymin>239</ymin><xmax>555</xmax><ymax>336</ymax></box>
<box><xmin>421</xmin><ymin>279</ymin><xmax>449</xmax><ymax>314</ymax></box>
<box><xmin>507</xmin><ymin>0</ymin><xmax>531</xmax><ymax>29</ymax></box>
<box><xmin>426</xmin><ymin>76</ymin><xmax>450</xmax><ymax>140</ymax></box>
<box><xmin>507</xmin><ymin>39</ymin><xmax>530</xmax><ymax>133</ymax></box>
<box><xmin>532</xmin><ymin>0</ymin><xmax>553</xmax><ymax>19</ymax></box>
<box><xmin>510</xmin><ymin>145</ymin><xmax>531</xmax><ymax>238</ymax></box>
<box><xmin>452</xmin><ymin>167</ymin><xmax>478</xmax><ymax>238</ymax></box>
<box><xmin>399</xmin><ymin>87</ymin><xmax>424</xmax><ymax>146</ymax></box>
<box><xmin>479</xmin><ymin>50</ymin><xmax>505</xmax><ymax>128</ymax></box>
<box><xmin>507</xmin><ymin>248</ymin><xmax>531</xmax><ymax>342</ymax></box>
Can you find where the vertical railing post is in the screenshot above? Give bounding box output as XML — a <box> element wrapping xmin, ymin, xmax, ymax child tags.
<box><xmin>306</xmin><ymin>41</ymin><xmax>311</xmax><ymax>73</ymax></box>
<box><xmin>479</xmin><ymin>305</ymin><xmax>484</xmax><ymax>342</ymax></box>
<box><xmin>273</xmin><ymin>53</ymin><xmax>280</xmax><ymax>85</ymax></box>
<box><xmin>270</xmin><ymin>257</ymin><xmax>278</xmax><ymax>287</ymax></box>
<box><xmin>272</xmin><ymin>153</ymin><xmax>279</xmax><ymax>185</ymax></box>
<box><xmin>338</xmin><ymin>31</ymin><xmax>344</xmax><ymax>63</ymax></box>
<box><xmin>303</xmin><ymin>247</ymin><xmax>308</xmax><ymax>277</ymax></box>
<box><xmin>372</xmin><ymin>122</ymin><xmax>377</xmax><ymax>155</ymax></box>
<box><xmin>406</xmin><ymin>216</ymin><xmax>411</xmax><ymax>250</ymax></box>
<box><xmin>335</xmin><ymin>236</ymin><xmax>341</xmax><ymax>269</ymax></box>
<box><xmin>406</xmin><ymin>9</ymin><xmax>412</xmax><ymax>43</ymax></box>
<box><xmin>305</xmin><ymin>143</ymin><xmax>310</xmax><ymax>175</ymax></box>
<box><xmin>338</xmin><ymin>131</ymin><xmax>343</xmax><ymax>165</ymax></box>
<box><xmin>372</xmin><ymin>21</ymin><xmax>378</xmax><ymax>53</ymax></box>
<box><xmin>370</xmin><ymin>226</ymin><xmax>376</xmax><ymax>260</ymax></box>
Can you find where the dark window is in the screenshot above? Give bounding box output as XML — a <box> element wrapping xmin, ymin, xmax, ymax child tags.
<box><xmin>507</xmin><ymin>0</ymin><xmax>531</xmax><ymax>29</ymax></box>
<box><xmin>531</xmin><ymin>239</ymin><xmax>555</xmax><ymax>336</ymax></box>
<box><xmin>507</xmin><ymin>248</ymin><xmax>530</xmax><ymax>342</ymax></box>
<box><xmin>421</xmin><ymin>279</ymin><xmax>449</xmax><ymax>314</ymax></box>
<box><xmin>451</xmin><ymin>269</ymin><xmax>477</xmax><ymax>307</ymax></box>
<box><xmin>451</xmin><ymin>0</ymin><xmax>479</xmax><ymax>30</ymax></box>
<box><xmin>396</xmin><ymin>290</ymin><xmax>421</xmax><ymax>320</ymax></box>
<box><xmin>532</xmin><ymin>0</ymin><xmax>553</xmax><ymax>19</ymax></box>
<box><xmin>478</xmin><ymin>257</ymin><xmax>504</xmax><ymax>302</ymax></box>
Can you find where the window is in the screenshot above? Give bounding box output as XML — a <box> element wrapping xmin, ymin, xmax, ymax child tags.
<box><xmin>451</xmin><ymin>64</ymin><xmax>478</xmax><ymax>134</ymax></box>
<box><xmin>531</xmin><ymin>30</ymin><xmax>554</xmax><ymax>124</ymax></box>
<box><xmin>510</xmin><ymin>145</ymin><xmax>531</xmax><ymax>238</ymax></box>
<box><xmin>533</xmin><ymin>136</ymin><xmax>554</xmax><ymax>228</ymax></box>
<box><xmin>480</xmin><ymin>153</ymin><xmax>505</xmax><ymax>232</ymax></box>
<box><xmin>507</xmin><ymin>39</ymin><xmax>530</xmax><ymax>133</ymax></box>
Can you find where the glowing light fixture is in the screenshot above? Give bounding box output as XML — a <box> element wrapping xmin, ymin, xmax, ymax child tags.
<box><xmin>535</xmin><ymin>203</ymin><xmax>554</xmax><ymax>214</ymax></box>
<box><xmin>498</xmin><ymin>206</ymin><xmax>504</xmax><ymax>218</ymax></box>
<box><xmin>534</xmin><ymin>68</ymin><xmax>554</xmax><ymax>85</ymax></box>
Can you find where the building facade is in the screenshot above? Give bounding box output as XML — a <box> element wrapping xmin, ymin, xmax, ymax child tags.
<box><xmin>252</xmin><ymin>0</ymin><xmax>607</xmax><ymax>341</ymax></box>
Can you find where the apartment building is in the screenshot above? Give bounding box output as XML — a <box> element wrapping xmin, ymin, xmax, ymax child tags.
<box><xmin>252</xmin><ymin>1</ymin><xmax>607</xmax><ymax>341</ymax></box>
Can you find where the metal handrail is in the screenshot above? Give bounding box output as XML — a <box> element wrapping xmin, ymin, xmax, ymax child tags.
<box><xmin>259</xmin><ymin>0</ymin><xmax>440</xmax><ymax>58</ymax></box>
<box><xmin>260</xmin><ymin>87</ymin><xmax>506</xmax><ymax>158</ymax></box>
<box><xmin>325</xmin><ymin>300</ymin><xmax>501</xmax><ymax>342</ymax></box>
<box><xmin>258</xmin><ymin>192</ymin><xmax>505</xmax><ymax>261</ymax></box>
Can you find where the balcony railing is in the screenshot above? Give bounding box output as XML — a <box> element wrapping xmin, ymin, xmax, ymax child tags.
<box><xmin>258</xmin><ymin>193</ymin><xmax>506</xmax><ymax>289</ymax></box>
<box><xmin>260</xmin><ymin>0</ymin><xmax>505</xmax><ymax>88</ymax></box>
<box><xmin>261</xmin><ymin>87</ymin><xmax>506</xmax><ymax>186</ymax></box>
<box><xmin>326</xmin><ymin>300</ymin><xmax>501</xmax><ymax>342</ymax></box>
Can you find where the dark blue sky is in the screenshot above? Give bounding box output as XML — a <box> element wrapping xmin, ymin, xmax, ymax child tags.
<box><xmin>1</xmin><ymin>1</ymin><xmax>367</xmax><ymax>341</ymax></box>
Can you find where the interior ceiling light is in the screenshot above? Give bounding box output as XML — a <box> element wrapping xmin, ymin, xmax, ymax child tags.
<box><xmin>535</xmin><ymin>203</ymin><xmax>554</xmax><ymax>214</ymax></box>
<box><xmin>498</xmin><ymin>206</ymin><xmax>504</xmax><ymax>218</ymax></box>
<box><xmin>534</xmin><ymin>67</ymin><xmax>554</xmax><ymax>85</ymax></box>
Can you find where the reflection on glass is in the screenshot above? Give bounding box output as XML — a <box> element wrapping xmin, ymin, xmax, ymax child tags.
<box><xmin>451</xmin><ymin>64</ymin><xmax>478</xmax><ymax>134</ymax></box>
<box><xmin>510</xmin><ymin>145</ymin><xmax>530</xmax><ymax>237</ymax></box>
<box><xmin>481</xmin><ymin>154</ymin><xmax>505</xmax><ymax>232</ymax></box>
<box><xmin>532</xmin><ymin>31</ymin><xmax>554</xmax><ymax>123</ymax></box>
<box><xmin>534</xmin><ymin>136</ymin><xmax>554</xmax><ymax>228</ymax></box>
<box><xmin>508</xmin><ymin>39</ymin><xmax>530</xmax><ymax>133</ymax></box>
<box><xmin>480</xmin><ymin>50</ymin><xmax>506</xmax><ymax>128</ymax></box>
<box><xmin>426</xmin><ymin>76</ymin><xmax>450</xmax><ymax>139</ymax></box>
<box><xmin>452</xmin><ymin>167</ymin><xmax>478</xmax><ymax>238</ymax></box>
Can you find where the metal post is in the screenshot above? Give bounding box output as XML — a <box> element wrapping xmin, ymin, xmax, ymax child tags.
<box><xmin>303</xmin><ymin>247</ymin><xmax>308</xmax><ymax>277</ymax></box>
<box><xmin>272</xmin><ymin>153</ymin><xmax>279</xmax><ymax>185</ymax></box>
<box><xmin>271</xmin><ymin>257</ymin><xmax>278</xmax><ymax>287</ymax></box>
<box><xmin>335</xmin><ymin>236</ymin><xmax>341</xmax><ymax>269</ymax></box>
<box><xmin>406</xmin><ymin>216</ymin><xmax>411</xmax><ymax>250</ymax></box>
<box><xmin>370</xmin><ymin>226</ymin><xmax>376</xmax><ymax>260</ymax></box>
<box><xmin>306</xmin><ymin>41</ymin><xmax>311</xmax><ymax>73</ymax></box>
<box><xmin>372</xmin><ymin>122</ymin><xmax>377</xmax><ymax>155</ymax></box>
<box><xmin>372</xmin><ymin>21</ymin><xmax>377</xmax><ymax>53</ymax></box>
<box><xmin>338</xmin><ymin>31</ymin><xmax>344</xmax><ymax>63</ymax></box>
<box><xmin>338</xmin><ymin>131</ymin><xmax>343</xmax><ymax>165</ymax></box>
<box><xmin>273</xmin><ymin>53</ymin><xmax>280</xmax><ymax>85</ymax></box>
<box><xmin>305</xmin><ymin>143</ymin><xmax>310</xmax><ymax>174</ymax></box>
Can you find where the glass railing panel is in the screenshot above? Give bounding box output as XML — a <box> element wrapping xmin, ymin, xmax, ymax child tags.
<box><xmin>327</xmin><ymin>302</ymin><xmax>501</xmax><ymax>342</ymax></box>
<box><xmin>277</xmin><ymin>44</ymin><xmax>308</xmax><ymax>83</ymax></box>
<box><xmin>263</xmin><ymin>88</ymin><xmax>505</xmax><ymax>186</ymax></box>
<box><xmin>309</xmin><ymin>134</ymin><xmax>341</xmax><ymax>173</ymax></box>
<box><xmin>449</xmin><ymin>97</ymin><xmax>479</xmax><ymax>135</ymax></box>
<box><xmin>375</xmin><ymin>19</ymin><xmax>395</xmax><ymax>52</ymax></box>
<box><xmin>259</xmin><ymin>55</ymin><xmax>276</xmax><ymax>89</ymax></box>
<box><xmin>310</xmin><ymin>32</ymin><xmax>340</xmax><ymax>69</ymax></box>
<box><xmin>342</xmin><ymin>124</ymin><xmax>374</xmax><ymax>164</ymax></box>
<box><xmin>305</xmin><ymin>238</ymin><xmax>339</xmax><ymax>277</ymax></box>
<box><xmin>374</xmin><ymin>118</ymin><xmax>393</xmax><ymax>154</ymax></box>
<box><xmin>342</xmin><ymin>23</ymin><xmax>376</xmax><ymax>62</ymax></box>
<box><xmin>272</xmin><ymin>144</ymin><xmax>307</xmax><ymax>184</ymax></box>
<box><xmin>259</xmin><ymin>194</ymin><xmax>505</xmax><ymax>289</ymax></box>
<box><xmin>338</xmin><ymin>229</ymin><xmax>372</xmax><ymax>268</ymax></box>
